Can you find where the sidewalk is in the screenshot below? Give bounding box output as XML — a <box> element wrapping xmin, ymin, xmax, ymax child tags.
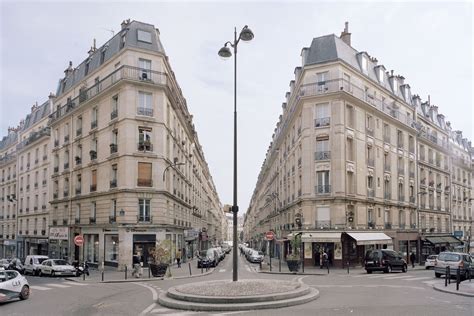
<box><xmin>66</xmin><ymin>258</ymin><xmax>214</xmax><ymax>283</ymax></box>
<box><xmin>432</xmin><ymin>279</ymin><xmax>474</xmax><ymax>297</ymax></box>
<box><xmin>258</xmin><ymin>255</ymin><xmax>427</xmax><ymax>275</ymax></box>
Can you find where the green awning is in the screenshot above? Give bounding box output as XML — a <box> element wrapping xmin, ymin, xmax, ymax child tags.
<box><xmin>441</xmin><ymin>236</ymin><xmax>462</xmax><ymax>245</ymax></box>
<box><xmin>425</xmin><ymin>236</ymin><xmax>447</xmax><ymax>245</ymax></box>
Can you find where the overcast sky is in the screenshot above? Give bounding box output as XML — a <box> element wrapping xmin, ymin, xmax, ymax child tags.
<box><xmin>1</xmin><ymin>1</ymin><xmax>472</xmax><ymax>213</ymax></box>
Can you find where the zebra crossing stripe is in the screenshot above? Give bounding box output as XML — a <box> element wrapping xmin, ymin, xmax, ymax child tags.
<box><xmin>30</xmin><ymin>285</ymin><xmax>51</xmax><ymax>291</ymax></box>
<box><xmin>401</xmin><ymin>277</ymin><xmax>432</xmax><ymax>281</ymax></box>
<box><xmin>62</xmin><ymin>281</ymin><xmax>88</xmax><ymax>286</ymax></box>
<box><xmin>45</xmin><ymin>283</ymin><xmax>71</xmax><ymax>288</ymax></box>
<box><xmin>384</xmin><ymin>275</ymin><xmax>415</xmax><ymax>279</ymax></box>
<box><xmin>368</xmin><ymin>275</ymin><xmax>391</xmax><ymax>278</ymax></box>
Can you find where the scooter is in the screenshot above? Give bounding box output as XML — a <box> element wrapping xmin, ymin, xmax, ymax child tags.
<box><xmin>73</xmin><ymin>261</ymin><xmax>90</xmax><ymax>277</ymax></box>
<box><xmin>8</xmin><ymin>259</ymin><xmax>25</xmax><ymax>274</ymax></box>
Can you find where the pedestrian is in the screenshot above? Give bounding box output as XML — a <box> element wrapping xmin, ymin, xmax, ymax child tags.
<box><xmin>315</xmin><ymin>250</ymin><xmax>320</xmax><ymax>267</ymax></box>
<box><xmin>410</xmin><ymin>252</ymin><xmax>416</xmax><ymax>268</ymax></box>
<box><xmin>176</xmin><ymin>249</ymin><xmax>182</xmax><ymax>268</ymax></box>
<box><xmin>322</xmin><ymin>250</ymin><xmax>328</xmax><ymax>269</ymax></box>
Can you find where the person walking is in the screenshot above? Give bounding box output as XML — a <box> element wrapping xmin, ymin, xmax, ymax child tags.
<box><xmin>176</xmin><ymin>249</ymin><xmax>182</xmax><ymax>268</ymax></box>
<box><xmin>410</xmin><ymin>252</ymin><xmax>416</xmax><ymax>268</ymax></box>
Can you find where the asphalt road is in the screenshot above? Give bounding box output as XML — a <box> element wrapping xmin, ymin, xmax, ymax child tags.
<box><xmin>1</xmin><ymin>256</ymin><xmax>473</xmax><ymax>316</ymax></box>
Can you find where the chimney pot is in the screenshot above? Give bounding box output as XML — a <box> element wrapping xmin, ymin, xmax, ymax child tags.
<box><xmin>340</xmin><ymin>21</ymin><xmax>351</xmax><ymax>46</ymax></box>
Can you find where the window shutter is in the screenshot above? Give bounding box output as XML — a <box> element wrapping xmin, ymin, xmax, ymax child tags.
<box><xmin>91</xmin><ymin>170</ymin><xmax>97</xmax><ymax>186</ymax></box>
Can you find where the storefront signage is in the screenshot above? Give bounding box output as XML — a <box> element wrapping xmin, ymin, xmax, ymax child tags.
<box><xmin>304</xmin><ymin>243</ymin><xmax>312</xmax><ymax>259</ymax></box>
<box><xmin>184</xmin><ymin>229</ymin><xmax>199</xmax><ymax>239</ymax></box>
<box><xmin>453</xmin><ymin>231</ymin><xmax>463</xmax><ymax>238</ymax></box>
<box><xmin>49</xmin><ymin>227</ymin><xmax>69</xmax><ymax>240</ymax></box>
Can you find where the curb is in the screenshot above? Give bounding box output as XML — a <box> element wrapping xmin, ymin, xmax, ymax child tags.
<box><xmin>432</xmin><ymin>284</ymin><xmax>474</xmax><ymax>297</ymax></box>
<box><xmin>259</xmin><ymin>270</ymin><xmax>326</xmax><ymax>276</ymax></box>
<box><xmin>64</xmin><ymin>268</ymin><xmax>215</xmax><ymax>284</ymax></box>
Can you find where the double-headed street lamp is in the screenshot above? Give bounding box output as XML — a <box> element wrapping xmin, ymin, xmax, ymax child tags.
<box><xmin>218</xmin><ymin>25</ymin><xmax>254</xmax><ymax>282</ymax></box>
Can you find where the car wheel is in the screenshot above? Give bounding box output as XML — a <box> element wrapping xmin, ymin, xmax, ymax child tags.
<box><xmin>51</xmin><ymin>270</ymin><xmax>55</xmax><ymax>277</ymax></box>
<box><xmin>402</xmin><ymin>265</ymin><xmax>407</xmax><ymax>273</ymax></box>
<box><xmin>366</xmin><ymin>270</ymin><xmax>372</xmax><ymax>274</ymax></box>
<box><xmin>39</xmin><ymin>270</ymin><xmax>43</xmax><ymax>277</ymax></box>
<box><xmin>35</xmin><ymin>269</ymin><xmax>40</xmax><ymax>276</ymax></box>
<box><xmin>388</xmin><ymin>265</ymin><xmax>393</xmax><ymax>273</ymax></box>
<box><xmin>19</xmin><ymin>285</ymin><xmax>30</xmax><ymax>300</ymax></box>
<box><xmin>435</xmin><ymin>272</ymin><xmax>441</xmax><ymax>278</ymax></box>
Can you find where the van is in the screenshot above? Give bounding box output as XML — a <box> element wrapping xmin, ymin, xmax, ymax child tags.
<box><xmin>434</xmin><ymin>252</ymin><xmax>474</xmax><ymax>279</ymax></box>
<box><xmin>24</xmin><ymin>255</ymin><xmax>49</xmax><ymax>276</ymax></box>
<box><xmin>364</xmin><ymin>249</ymin><xmax>407</xmax><ymax>274</ymax></box>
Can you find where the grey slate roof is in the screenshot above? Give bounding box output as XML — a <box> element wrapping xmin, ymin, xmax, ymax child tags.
<box><xmin>56</xmin><ymin>20</ymin><xmax>166</xmax><ymax>97</ymax></box>
<box><xmin>21</xmin><ymin>101</ymin><xmax>50</xmax><ymax>131</ymax></box>
<box><xmin>0</xmin><ymin>131</ymin><xmax>18</xmax><ymax>151</ymax></box>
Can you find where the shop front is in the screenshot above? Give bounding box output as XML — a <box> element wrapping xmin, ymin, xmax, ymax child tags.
<box><xmin>301</xmin><ymin>232</ymin><xmax>342</xmax><ymax>268</ymax></box>
<box><xmin>386</xmin><ymin>231</ymin><xmax>419</xmax><ymax>265</ymax></box>
<box><xmin>342</xmin><ymin>232</ymin><xmax>393</xmax><ymax>267</ymax></box>
<box><xmin>184</xmin><ymin>229</ymin><xmax>199</xmax><ymax>259</ymax></box>
<box><xmin>4</xmin><ymin>239</ymin><xmax>16</xmax><ymax>258</ymax></box>
<box><xmin>48</xmin><ymin>227</ymin><xmax>69</xmax><ymax>260</ymax></box>
<box><xmin>420</xmin><ymin>235</ymin><xmax>462</xmax><ymax>262</ymax></box>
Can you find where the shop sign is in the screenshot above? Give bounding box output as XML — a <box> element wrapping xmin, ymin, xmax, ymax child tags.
<box><xmin>49</xmin><ymin>227</ymin><xmax>69</xmax><ymax>240</ymax></box>
<box><xmin>184</xmin><ymin>229</ymin><xmax>199</xmax><ymax>239</ymax></box>
<box><xmin>4</xmin><ymin>240</ymin><xmax>15</xmax><ymax>246</ymax></box>
<box><xmin>453</xmin><ymin>231</ymin><xmax>463</xmax><ymax>238</ymax></box>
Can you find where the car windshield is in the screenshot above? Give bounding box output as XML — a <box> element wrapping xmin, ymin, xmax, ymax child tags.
<box><xmin>206</xmin><ymin>249</ymin><xmax>215</xmax><ymax>258</ymax></box>
<box><xmin>258</xmin><ymin>251</ymin><xmax>264</xmax><ymax>255</ymax></box>
<box><xmin>438</xmin><ymin>253</ymin><xmax>461</xmax><ymax>262</ymax></box>
<box><xmin>383</xmin><ymin>250</ymin><xmax>399</xmax><ymax>258</ymax></box>
<box><xmin>53</xmin><ymin>259</ymin><xmax>68</xmax><ymax>265</ymax></box>
<box><xmin>37</xmin><ymin>258</ymin><xmax>48</xmax><ymax>264</ymax></box>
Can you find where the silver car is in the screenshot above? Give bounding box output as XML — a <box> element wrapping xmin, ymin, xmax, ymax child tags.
<box><xmin>39</xmin><ymin>259</ymin><xmax>76</xmax><ymax>277</ymax></box>
<box><xmin>434</xmin><ymin>252</ymin><xmax>474</xmax><ymax>279</ymax></box>
<box><xmin>424</xmin><ymin>255</ymin><xmax>438</xmax><ymax>269</ymax></box>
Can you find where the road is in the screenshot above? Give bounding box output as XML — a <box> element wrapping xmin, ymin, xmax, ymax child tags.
<box><xmin>1</xmin><ymin>255</ymin><xmax>473</xmax><ymax>315</ymax></box>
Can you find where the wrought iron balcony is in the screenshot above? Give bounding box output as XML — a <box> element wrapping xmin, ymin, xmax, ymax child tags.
<box><xmin>76</xmin><ymin>128</ymin><xmax>82</xmax><ymax>137</ymax></box>
<box><xmin>314</xmin><ymin>151</ymin><xmax>331</xmax><ymax>161</ymax></box>
<box><xmin>409</xmin><ymin>196</ymin><xmax>416</xmax><ymax>204</ymax></box>
<box><xmin>110</xmin><ymin>144</ymin><xmax>118</xmax><ymax>154</ymax></box>
<box><xmin>314</xmin><ymin>117</ymin><xmax>330</xmax><ymax>128</ymax></box>
<box><xmin>89</xmin><ymin>150</ymin><xmax>97</xmax><ymax>160</ymax></box>
<box><xmin>54</xmin><ymin>166</ymin><xmax>59</xmax><ymax>173</ymax></box>
<box><xmin>315</xmin><ymin>185</ymin><xmax>331</xmax><ymax>194</ymax></box>
<box><xmin>315</xmin><ymin>220</ymin><xmax>331</xmax><ymax>229</ymax></box>
<box><xmin>110</xmin><ymin>179</ymin><xmax>117</xmax><ymax>188</ymax></box>
<box><xmin>91</xmin><ymin>120</ymin><xmax>98</xmax><ymax>129</ymax></box>
<box><xmin>385</xmin><ymin>222</ymin><xmax>392</xmax><ymax>229</ymax></box>
<box><xmin>138</xmin><ymin>141</ymin><xmax>153</xmax><ymax>152</ymax></box>
<box><xmin>109</xmin><ymin>215</ymin><xmax>116</xmax><ymax>223</ymax></box>
<box><xmin>64</xmin><ymin>135</ymin><xmax>70</xmax><ymax>143</ymax></box>
<box><xmin>64</xmin><ymin>162</ymin><xmax>69</xmax><ymax>170</ymax></box>
<box><xmin>137</xmin><ymin>215</ymin><xmax>152</xmax><ymax>222</ymax></box>
<box><xmin>75</xmin><ymin>156</ymin><xmax>82</xmax><ymax>165</ymax></box>
<box><xmin>89</xmin><ymin>217</ymin><xmax>96</xmax><ymax>224</ymax></box>
<box><xmin>111</xmin><ymin>110</ymin><xmax>118</xmax><ymax>120</ymax></box>
<box><xmin>90</xmin><ymin>184</ymin><xmax>97</xmax><ymax>192</ymax></box>
<box><xmin>137</xmin><ymin>107</ymin><xmax>153</xmax><ymax>117</ymax></box>
<box><xmin>75</xmin><ymin>218</ymin><xmax>80</xmax><ymax>224</ymax></box>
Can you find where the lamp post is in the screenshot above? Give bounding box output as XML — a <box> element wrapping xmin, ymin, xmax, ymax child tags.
<box><xmin>218</xmin><ymin>25</ymin><xmax>254</xmax><ymax>282</ymax></box>
<box><xmin>162</xmin><ymin>157</ymin><xmax>185</xmax><ymax>182</ymax></box>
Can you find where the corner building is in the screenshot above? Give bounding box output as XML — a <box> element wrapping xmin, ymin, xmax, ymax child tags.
<box><xmin>48</xmin><ymin>20</ymin><xmax>223</xmax><ymax>268</ymax></box>
<box><xmin>245</xmin><ymin>24</ymin><xmax>472</xmax><ymax>267</ymax></box>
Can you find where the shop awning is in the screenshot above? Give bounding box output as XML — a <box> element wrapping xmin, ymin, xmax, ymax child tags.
<box><xmin>302</xmin><ymin>232</ymin><xmax>341</xmax><ymax>243</ymax></box>
<box><xmin>346</xmin><ymin>232</ymin><xmax>393</xmax><ymax>245</ymax></box>
<box><xmin>425</xmin><ymin>236</ymin><xmax>461</xmax><ymax>245</ymax></box>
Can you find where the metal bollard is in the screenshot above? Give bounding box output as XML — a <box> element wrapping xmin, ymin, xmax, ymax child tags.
<box><xmin>148</xmin><ymin>266</ymin><xmax>151</xmax><ymax>278</ymax></box>
<box><xmin>101</xmin><ymin>270</ymin><xmax>104</xmax><ymax>282</ymax></box>
<box><xmin>347</xmin><ymin>261</ymin><xmax>350</xmax><ymax>274</ymax></box>
<box><xmin>188</xmin><ymin>262</ymin><xmax>192</xmax><ymax>276</ymax></box>
<box><xmin>445</xmin><ymin>267</ymin><xmax>448</xmax><ymax>287</ymax></box>
<box><xmin>279</xmin><ymin>254</ymin><xmax>281</xmax><ymax>272</ymax></box>
<box><xmin>83</xmin><ymin>270</ymin><xmax>86</xmax><ymax>281</ymax></box>
<box><xmin>201</xmin><ymin>264</ymin><xmax>203</xmax><ymax>274</ymax></box>
<box><xmin>269</xmin><ymin>255</ymin><xmax>272</xmax><ymax>272</ymax></box>
<box><xmin>456</xmin><ymin>268</ymin><xmax>460</xmax><ymax>291</ymax></box>
<box><xmin>259</xmin><ymin>261</ymin><xmax>262</xmax><ymax>270</ymax></box>
<box><xmin>447</xmin><ymin>266</ymin><xmax>451</xmax><ymax>284</ymax></box>
<box><xmin>327</xmin><ymin>262</ymin><xmax>329</xmax><ymax>274</ymax></box>
<box><xmin>125</xmin><ymin>265</ymin><xmax>128</xmax><ymax>280</ymax></box>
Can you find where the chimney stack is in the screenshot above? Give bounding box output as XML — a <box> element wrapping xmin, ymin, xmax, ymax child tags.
<box><xmin>340</xmin><ymin>22</ymin><xmax>351</xmax><ymax>46</ymax></box>
<box><xmin>121</xmin><ymin>19</ymin><xmax>130</xmax><ymax>30</ymax></box>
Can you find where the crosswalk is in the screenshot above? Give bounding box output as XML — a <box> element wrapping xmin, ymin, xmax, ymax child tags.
<box><xmin>344</xmin><ymin>273</ymin><xmax>437</xmax><ymax>285</ymax></box>
<box><xmin>30</xmin><ymin>281</ymin><xmax>88</xmax><ymax>291</ymax></box>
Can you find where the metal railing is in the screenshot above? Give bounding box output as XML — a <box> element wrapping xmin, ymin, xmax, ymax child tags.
<box><xmin>16</xmin><ymin>127</ymin><xmax>51</xmax><ymax>150</ymax></box>
<box><xmin>137</xmin><ymin>107</ymin><xmax>154</xmax><ymax>117</ymax></box>
<box><xmin>315</xmin><ymin>185</ymin><xmax>331</xmax><ymax>194</ymax></box>
<box><xmin>110</xmin><ymin>144</ymin><xmax>118</xmax><ymax>154</ymax></box>
<box><xmin>111</xmin><ymin>110</ymin><xmax>118</xmax><ymax>120</ymax></box>
<box><xmin>137</xmin><ymin>215</ymin><xmax>152</xmax><ymax>222</ymax></box>
<box><xmin>314</xmin><ymin>117</ymin><xmax>330</xmax><ymax>128</ymax></box>
<box><xmin>110</xmin><ymin>180</ymin><xmax>117</xmax><ymax>188</ymax></box>
<box><xmin>315</xmin><ymin>220</ymin><xmax>331</xmax><ymax>229</ymax></box>
<box><xmin>315</xmin><ymin>151</ymin><xmax>331</xmax><ymax>160</ymax></box>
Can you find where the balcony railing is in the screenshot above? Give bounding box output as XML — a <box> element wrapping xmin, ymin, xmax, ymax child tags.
<box><xmin>368</xmin><ymin>221</ymin><xmax>375</xmax><ymax>229</ymax></box>
<box><xmin>64</xmin><ymin>162</ymin><xmax>69</xmax><ymax>170</ymax></box>
<box><xmin>53</xmin><ymin>193</ymin><xmax>58</xmax><ymax>199</ymax></box>
<box><xmin>63</xmin><ymin>190</ymin><xmax>69</xmax><ymax>197</ymax></box>
<box><xmin>89</xmin><ymin>217</ymin><xmax>96</xmax><ymax>224</ymax></box>
<box><xmin>64</xmin><ymin>135</ymin><xmax>70</xmax><ymax>143</ymax></box>
<box><xmin>76</xmin><ymin>128</ymin><xmax>82</xmax><ymax>137</ymax></box>
<box><xmin>91</xmin><ymin>120</ymin><xmax>98</xmax><ymax>129</ymax></box>
<box><xmin>54</xmin><ymin>166</ymin><xmax>59</xmax><ymax>173</ymax></box>
<box><xmin>315</xmin><ymin>220</ymin><xmax>331</xmax><ymax>229</ymax></box>
<box><xmin>75</xmin><ymin>218</ymin><xmax>80</xmax><ymax>224</ymax></box>
<box><xmin>399</xmin><ymin>224</ymin><xmax>406</xmax><ymax>229</ymax></box>
<box><xmin>367</xmin><ymin>188</ymin><xmax>375</xmax><ymax>198</ymax></box>
<box><xmin>111</xmin><ymin>110</ymin><xmax>118</xmax><ymax>120</ymax></box>
<box><xmin>89</xmin><ymin>150</ymin><xmax>97</xmax><ymax>160</ymax></box>
<box><xmin>76</xmin><ymin>187</ymin><xmax>81</xmax><ymax>195</ymax></box>
<box><xmin>315</xmin><ymin>185</ymin><xmax>331</xmax><ymax>194</ymax></box>
<box><xmin>137</xmin><ymin>215</ymin><xmax>152</xmax><ymax>222</ymax></box>
<box><xmin>315</xmin><ymin>151</ymin><xmax>331</xmax><ymax>160</ymax></box>
<box><xmin>110</xmin><ymin>144</ymin><xmax>118</xmax><ymax>154</ymax></box>
<box><xmin>90</xmin><ymin>184</ymin><xmax>97</xmax><ymax>192</ymax></box>
<box><xmin>409</xmin><ymin>196</ymin><xmax>416</xmax><ymax>204</ymax></box>
<box><xmin>137</xmin><ymin>107</ymin><xmax>153</xmax><ymax>117</ymax></box>
<box><xmin>110</xmin><ymin>179</ymin><xmax>117</xmax><ymax>188</ymax></box>
<box><xmin>385</xmin><ymin>222</ymin><xmax>392</xmax><ymax>229</ymax></box>
<box><xmin>419</xmin><ymin>130</ymin><xmax>449</xmax><ymax>149</ymax></box>
<box><xmin>138</xmin><ymin>142</ymin><xmax>153</xmax><ymax>152</ymax></box>
<box><xmin>137</xmin><ymin>179</ymin><xmax>153</xmax><ymax>187</ymax></box>
<box><xmin>398</xmin><ymin>195</ymin><xmax>405</xmax><ymax>202</ymax></box>
<box><xmin>15</xmin><ymin>126</ymin><xmax>51</xmax><ymax>150</ymax></box>
<box><xmin>109</xmin><ymin>215</ymin><xmax>116</xmax><ymax>223</ymax></box>
<box><xmin>314</xmin><ymin>117</ymin><xmax>330</xmax><ymax>128</ymax></box>
<box><xmin>54</xmin><ymin>139</ymin><xmax>59</xmax><ymax>147</ymax></box>
<box><xmin>75</xmin><ymin>156</ymin><xmax>82</xmax><ymax>165</ymax></box>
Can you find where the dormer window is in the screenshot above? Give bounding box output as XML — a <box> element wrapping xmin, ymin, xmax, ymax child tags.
<box><xmin>404</xmin><ymin>88</ymin><xmax>410</xmax><ymax>101</ymax></box>
<box><xmin>379</xmin><ymin>68</ymin><xmax>384</xmax><ymax>84</ymax></box>
<box><xmin>361</xmin><ymin>55</ymin><xmax>368</xmax><ymax>74</ymax></box>
<box><xmin>84</xmin><ymin>60</ymin><xmax>90</xmax><ymax>76</ymax></box>
<box><xmin>137</xmin><ymin>30</ymin><xmax>152</xmax><ymax>43</ymax></box>
<box><xmin>100</xmin><ymin>48</ymin><xmax>107</xmax><ymax>65</ymax></box>
<box><xmin>393</xmin><ymin>80</ymin><xmax>398</xmax><ymax>94</ymax></box>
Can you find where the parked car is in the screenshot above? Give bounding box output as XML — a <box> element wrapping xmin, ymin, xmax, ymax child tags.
<box><xmin>364</xmin><ymin>249</ymin><xmax>407</xmax><ymax>274</ymax></box>
<box><xmin>0</xmin><ymin>259</ymin><xmax>11</xmax><ymax>269</ymax></box>
<box><xmin>247</xmin><ymin>250</ymin><xmax>264</xmax><ymax>263</ymax></box>
<box><xmin>197</xmin><ymin>249</ymin><xmax>218</xmax><ymax>268</ymax></box>
<box><xmin>215</xmin><ymin>248</ymin><xmax>225</xmax><ymax>262</ymax></box>
<box><xmin>424</xmin><ymin>255</ymin><xmax>438</xmax><ymax>269</ymax></box>
<box><xmin>24</xmin><ymin>255</ymin><xmax>49</xmax><ymax>276</ymax></box>
<box><xmin>434</xmin><ymin>252</ymin><xmax>474</xmax><ymax>279</ymax></box>
<box><xmin>39</xmin><ymin>259</ymin><xmax>75</xmax><ymax>277</ymax></box>
<box><xmin>0</xmin><ymin>268</ymin><xmax>30</xmax><ymax>302</ymax></box>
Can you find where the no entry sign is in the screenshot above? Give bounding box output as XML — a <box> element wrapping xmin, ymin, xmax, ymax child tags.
<box><xmin>74</xmin><ymin>235</ymin><xmax>84</xmax><ymax>247</ymax></box>
<box><xmin>265</xmin><ymin>231</ymin><xmax>275</xmax><ymax>241</ymax></box>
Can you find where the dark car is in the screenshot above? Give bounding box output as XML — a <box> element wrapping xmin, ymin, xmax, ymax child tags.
<box><xmin>197</xmin><ymin>249</ymin><xmax>218</xmax><ymax>268</ymax></box>
<box><xmin>365</xmin><ymin>249</ymin><xmax>407</xmax><ymax>274</ymax></box>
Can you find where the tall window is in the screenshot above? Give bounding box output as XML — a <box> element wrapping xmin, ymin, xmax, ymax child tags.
<box><xmin>91</xmin><ymin>108</ymin><xmax>98</xmax><ymax>128</ymax></box>
<box><xmin>138</xmin><ymin>199</ymin><xmax>151</xmax><ymax>222</ymax></box>
<box><xmin>361</xmin><ymin>55</ymin><xmax>368</xmax><ymax>73</ymax></box>
<box><xmin>139</xmin><ymin>59</ymin><xmax>151</xmax><ymax>80</ymax></box>
<box><xmin>110</xmin><ymin>199</ymin><xmax>117</xmax><ymax>222</ymax></box>
<box><xmin>111</xmin><ymin>130</ymin><xmax>118</xmax><ymax>154</ymax></box>
<box><xmin>138</xmin><ymin>127</ymin><xmax>152</xmax><ymax>151</ymax></box>
<box><xmin>314</xmin><ymin>103</ymin><xmax>330</xmax><ymax>127</ymax></box>
<box><xmin>110</xmin><ymin>164</ymin><xmax>117</xmax><ymax>188</ymax></box>
<box><xmin>346</xmin><ymin>105</ymin><xmax>354</xmax><ymax>129</ymax></box>
<box><xmin>137</xmin><ymin>162</ymin><xmax>152</xmax><ymax>187</ymax></box>
<box><xmin>383</xmin><ymin>124</ymin><xmax>390</xmax><ymax>142</ymax></box>
<box><xmin>138</xmin><ymin>92</ymin><xmax>153</xmax><ymax>116</ymax></box>
<box><xmin>75</xmin><ymin>204</ymin><xmax>81</xmax><ymax>222</ymax></box>
<box><xmin>347</xmin><ymin>171</ymin><xmax>354</xmax><ymax>194</ymax></box>
<box><xmin>316</xmin><ymin>71</ymin><xmax>328</xmax><ymax>92</ymax></box>
<box><xmin>90</xmin><ymin>202</ymin><xmax>96</xmax><ymax>222</ymax></box>
<box><xmin>316</xmin><ymin>171</ymin><xmax>330</xmax><ymax>194</ymax></box>
<box><xmin>315</xmin><ymin>137</ymin><xmax>329</xmax><ymax>160</ymax></box>
<box><xmin>91</xmin><ymin>170</ymin><xmax>97</xmax><ymax>192</ymax></box>
<box><xmin>111</xmin><ymin>95</ymin><xmax>119</xmax><ymax>119</ymax></box>
<box><xmin>76</xmin><ymin>116</ymin><xmax>83</xmax><ymax>136</ymax></box>
<box><xmin>90</xmin><ymin>138</ymin><xmax>97</xmax><ymax>160</ymax></box>
<box><xmin>346</xmin><ymin>138</ymin><xmax>354</xmax><ymax>161</ymax></box>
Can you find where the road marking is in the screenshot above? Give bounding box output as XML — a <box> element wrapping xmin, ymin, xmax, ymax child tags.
<box><xmin>383</xmin><ymin>275</ymin><xmax>415</xmax><ymax>279</ymax></box>
<box><xmin>402</xmin><ymin>277</ymin><xmax>432</xmax><ymax>281</ymax></box>
<box><xmin>45</xmin><ymin>283</ymin><xmax>71</xmax><ymax>288</ymax></box>
<box><xmin>219</xmin><ymin>269</ymin><xmax>226</xmax><ymax>272</ymax></box>
<box><xmin>62</xmin><ymin>281</ymin><xmax>88</xmax><ymax>286</ymax></box>
<box><xmin>30</xmin><ymin>285</ymin><xmax>52</xmax><ymax>291</ymax></box>
<box><xmin>352</xmin><ymin>274</ymin><xmax>370</xmax><ymax>278</ymax></box>
<box><xmin>136</xmin><ymin>282</ymin><xmax>160</xmax><ymax>316</ymax></box>
<box><xmin>368</xmin><ymin>275</ymin><xmax>392</xmax><ymax>278</ymax></box>
<box><xmin>310</xmin><ymin>284</ymin><xmax>425</xmax><ymax>290</ymax></box>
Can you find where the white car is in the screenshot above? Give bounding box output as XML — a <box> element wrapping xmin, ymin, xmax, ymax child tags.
<box><xmin>0</xmin><ymin>268</ymin><xmax>30</xmax><ymax>302</ymax></box>
<box><xmin>424</xmin><ymin>255</ymin><xmax>438</xmax><ymax>269</ymax></box>
<box><xmin>39</xmin><ymin>259</ymin><xmax>75</xmax><ymax>277</ymax></box>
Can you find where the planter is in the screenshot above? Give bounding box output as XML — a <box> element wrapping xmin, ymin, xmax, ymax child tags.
<box><xmin>286</xmin><ymin>259</ymin><xmax>301</xmax><ymax>272</ymax></box>
<box><xmin>150</xmin><ymin>263</ymin><xmax>169</xmax><ymax>277</ymax></box>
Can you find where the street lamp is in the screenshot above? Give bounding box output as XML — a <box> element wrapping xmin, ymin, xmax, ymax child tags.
<box><xmin>218</xmin><ymin>25</ymin><xmax>254</xmax><ymax>282</ymax></box>
<box><xmin>162</xmin><ymin>157</ymin><xmax>185</xmax><ymax>182</ymax></box>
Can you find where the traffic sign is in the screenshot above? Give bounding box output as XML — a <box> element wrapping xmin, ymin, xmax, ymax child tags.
<box><xmin>74</xmin><ymin>235</ymin><xmax>84</xmax><ymax>247</ymax></box>
<box><xmin>265</xmin><ymin>231</ymin><xmax>275</xmax><ymax>241</ymax></box>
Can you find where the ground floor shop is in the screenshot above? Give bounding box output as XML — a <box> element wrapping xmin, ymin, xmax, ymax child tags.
<box><xmin>420</xmin><ymin>234</ymin><xmax>462</xmax><ymax>262</ymax></box>
<box><xmin>16</xmin><ymin>237</ymin><xmax>49</xmax><ymax>259</ymax></box>
<box><xmin>1</xmin><ymin>240</ymin><xmax>16</xmax><ymax>258</ymax></box>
